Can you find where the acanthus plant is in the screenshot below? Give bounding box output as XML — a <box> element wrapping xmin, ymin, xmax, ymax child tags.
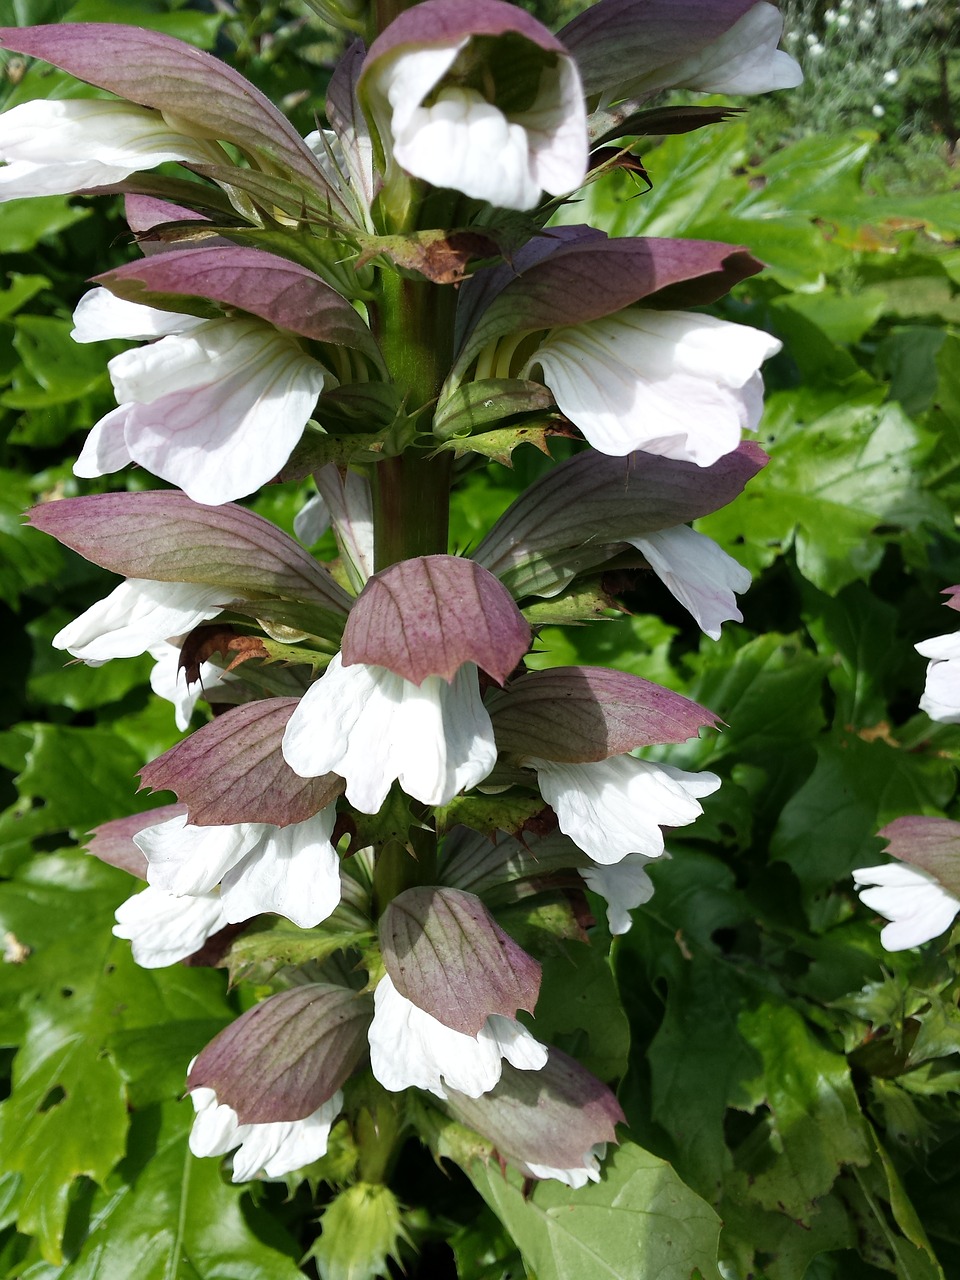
<box><xmin>1</xmin><ymin>0</ymin><xmax>802</xmax><ymax>1218</ymax></box>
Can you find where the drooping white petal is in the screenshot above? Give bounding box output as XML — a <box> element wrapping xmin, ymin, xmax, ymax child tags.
<box><xmin>282</xmin><ymin>654</ymin><xmax>497</xmax><ymax>813</ymax></box>
<box><xmin>852</xmin><ymin>863</ymin><xmax>960</xmax><ymax>951</ymax></box>
<box><xmin>526</xmin><ymin>1143</ymin><xmax>607</xmax><ymax>1188</ymax></box>
<box><xmin>633</xmin><ymin>2</ymin><xmax>804</xmax><ymax>97</ymax></box>
<box><xmin>293</xmin><ymin>492</ymin><xmax>331</xmax><ymax>545</ymax></box>
<box><xmin>395</xmin><ymin>89</ymin><xmax>542</xmax><ymax>211</ymax></box>
<box><xmin>137</xmin><ymin>814</ymin><xmax>264</xmax><ymax>897</ymax></box>
<box><xmin>72</xmin><ymin>286</ymin><xmax>206</xmax><ymax>344</ymax></box>
<box><xmin>529</xmin><ymin>755</ymin><xmax>720</xmax><ymax>864</ymax></box>
<box><xmin>189</xmin><ymin>1083</ymin><xmax>343</xmax><ymax>1181</ymax></box>
<box><xmin>581</xmin><ymin>854</ymin><xmax>658</xmax><ymax>935</ymax></box>
<box><xmin>53</xmin><ymin>579</ymin><xmax>228</xmax><ymax>662</ymax></box>
<box><xmin>524</xmin><ymin>310</ymin><xmax>781</xmax><ymax>465</ymax></box>
<box><xmin>219</xmin><ymin>808</ymin><xmax>342</xmax><ymax>928</ymax></box>
<box><xmin>136</xmin><ymin>810</ymin><xmax>342</xmax><ymax>928</ymax></box>
<box><xmin>916</xmin><ymin>631</ymin><xmax>960</xmax><ymax>723</ymax></box>
<box><xmin>90</xmin><ymin>318</ymin><xmax>329</xmax><ymax>504</ymax></box>
<box><xmin>113</xmin><ymin>885</ymin><xmax>229</xmax><ymax>968</ymax></box>
<box><xmin>0</xmin><ymin>99</ymin><xmax>221</xmax><ymax>201</ymax></box>
<box><xmin>378</xmin><ymin>38</ymin><xmax>586</xmax><ymax>211</ymax></box>
<box><xmin>314</xmin><ymin>464</ymin><xmax>375</xmax><ymax>590</ymax></box>
<box><xmin>628</xmin><ymin>524</ymin><xmax>751</xmax><ymax>640</ymax></box>
<box><xmin>147</xmin><ymin>642</ymin><xmax>236</xmax><ymax>731</ymax></box>
<box><xmin>368</xmin><ymin>974</ymin><xmax>547</xmax><ymax>1099</ymax></box>
<box><xmin>74</xmin><ymin>405</ymin><xmax>135</xmax><ymax>479</ymax></box>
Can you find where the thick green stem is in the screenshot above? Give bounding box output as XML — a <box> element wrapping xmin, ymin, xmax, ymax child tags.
<box><xmin>371</xmin><ymin>270</ymin><xmax>457</xmax><ymax>570</ymax></box>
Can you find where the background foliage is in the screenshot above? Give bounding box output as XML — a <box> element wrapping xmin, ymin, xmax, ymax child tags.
<box><xmin>1</xmin><ymin>2</ymin><xmax>960</xmax><ymax>1277</ymax></box>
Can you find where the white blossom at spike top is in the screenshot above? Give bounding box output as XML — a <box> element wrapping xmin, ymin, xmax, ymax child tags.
<box><xmin>522</xmin><ymin>309</ymin><xmax>782</xmax><ymax>465</ymax></box>
<box><xmin>71</xmin><ymin>289</ymin><xmax>330</xmax><ymax>506</ymax></box>
<box><xmin>361</xmin><ymin>0</ymin><xmax>588</xmax><ymax>211</ymax></box>
<box><xmin>368</xmin><ymin>974</ymin><xmax>547</xmax><ymax>1098</ymax></box>
<box><xmin>0</xmin><ymin>98</ymin><xmax>222</xmax><ymax>200</ymax></box>
<box><xmin>283</xmin><ymin>556</ymin><xmax>531</xmax><ymax>812</ymax></box>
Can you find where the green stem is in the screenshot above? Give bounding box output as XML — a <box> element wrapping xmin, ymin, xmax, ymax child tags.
<box><xmin>371</xmin><ymin>269</ymin><xmax>457</xmax><ymax>570</ymax></box>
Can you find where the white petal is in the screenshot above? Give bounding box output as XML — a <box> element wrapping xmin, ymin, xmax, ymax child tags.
<box><xmin>72</xmin><ymin>287</ymin><xmax>205</xmax><ymax>344</ymax></box>
<box><xmin>530</xmin><ymin>756</ymin><xmax>720</xmax><ymax>864</ymax></box>
<box><xmin>137</xmin><ymin>814</ymin><xmax>264</xmax><ymax>897</ymax></box>
<box><xmin>525</xmin><ymin>310</ymin><xmax>781</xmax><ymax>465</ymax></box>
<box><xmin>73</xmin><ymin>405</ymin><xmax>134</xmax><ymax>479</ymax></box>
<box><xmin>293</xmin><ymin>492</ymin><xmax>331</xmax><ymax>545</ymax></box>
<box><xmin>0</xmin><ymin>99</ymin><xmax>221</xmax><ymax>200</ymax></box>
<box><xmin>853</xmin><ymin>862</ymin><xmax>960</xmax><ymax>951</ymax></box>
<box><xmin>219</xmin><ymin>808</ymin><xmax>342</xmax><ymax>928</ymax></box>
<box><xmin>314</xmin><ymin>464</ymin><xmax>375</xmax><ymax>588</ymax></box>
<box><xmin>381</xmin><ymin>43</ymin><xmax>465</xmax><ymax>137</ymax></box>
<box><xmin>526</xmin><ymin>1144</ymin><xmax>606</xmax><ymax>1188</ymax></box>
<box><xmin>148</xmin><ymin>642</ymin><xmax>233</xmax><ymax>731</ymax></box>
<box><xmin>396</xmin><ymin>90</ymin><xmax>541</xmax><ymax>211</ymax></box>
<box><xmin>230</xmin><ymin>1091</ymin><xmax>343</xmax><ymax>1182</ymax></box>
<box><xmin>629</xmin><ymin>525</ymin><xmax>751</xmax><ymax>640</ymax></box>
<box><xmin>189</xmin><ymin>1090</ymin><xmax>247</xmax><ymax>1159</ymax></box>
<box><xmin>113</xmin><ymin>885</ymin><xmax>229</xmax><ymax>968</ymax></box>
<box><xmin>663</xmin><ymin>3</ymin><xmax>804</xmax><ymax>94</ymax></box>
<box><xmin>110</xmin><ymin>319</ymin><xmax>329</xmax><ymax>505</ymax></box>
<box><xmin>368</xmin><ymin>975</ymin><xmax>545</xmax><ymax>1099</ymax></box>
<box><xmin>915</xmin><ymin>632</ymin><xmax>960</xmax><ymax>661</ymax></box>
<box><xmin>53</xmin><ymin>579</ymin><xmax>228</xmax><ymax>662</ymax></box>
<box><xmin>581</xmin><ymin>854</ymin><xmax>658</xmax><ymax>934</ymax></box>
<box><xmin>282</xmin><ymin>655</ymin><xmax>496</xmax><ymax>812</ymax></box>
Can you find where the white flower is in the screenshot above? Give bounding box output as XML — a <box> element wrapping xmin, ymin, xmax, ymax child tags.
<box><xmin>53</xmin><ymin>579</ymin><xmax>228</xmax><ymax>663</ymax></box>
<box><xmin>523</xmin><ymin>309</ymin><xmax>781</xmax><ymax>466</ymax></box>
<box><xmin>883</xmin><ymin>68</ymin><xmax>900</xmax><ymax>85</ymax></box>
<box><xmin>373</xmin><ymin>40</ymin><xmax>587</xmax><ymax>211</ymax></box>
<box><xmin>147</xmin><ymin>641</ymin><xmax>236</xmax><ymax>731</ymax></box>
<box><xmin>852</xmin><ymin>863</ymin><xmax>960</xmax><ymax>950</ymax></box>
<box><xmin>617</xmin><ymin>2</ymin><xmax>802</xmax><ymax>98</ymax></box>
<box><xmin>113</xmin><ymin>885</ymin><xmax>229</xmax><ymax>968</ymax></box>
<box><xmin>872</xmin><ymin>103</ymin><xmax>886</xmax><ymax>118</ymax></box>
<box><xmin>72</xmin><ymin>291</ymin><xmax>330</xmax><ymax>506</ymax></box>
<box><xmin>282</xmin><ymin>652</ymin><xmax>497</xmax><ymax>813</ymax></box>
<box><xmin>0</xmin><ymin>99</ymin><xmax>221</xmax><ymax>202</ymax></box>
<box><xmin>526</xmin><ymin>1143</ymin><xmax>607</xmax><ymax>1188</ymax></box>
<box><xmin>189</xmin><ymin>1080</ymin><xmax>343</xmax><ymax>1181</ymax></box>
<box><xmin>581</xmin><ymin>854</ymin><xmax>659</xmax><ymax>935</ymax></box>
<box><xmin>916</xmin><ymin>630</ymin><xmax>960</xmax><ymax>722</ymax></box>
<box><xmin>808</xmin><ymin>40</ymin><xmax>825</xmax><ymax>55</ymax></box>
<box><xmin>135</xmin><ymin>809</ymin><xmax>341</xmax><ymax>928</ymax></box>
<box><xmin>527</xmin><ymin>755</ymin><xmax>721</xmax><ymax>864</ymax></box>
<box><xmin>367</xmin><ymin>973</ymin><xmax>547</xmax><ymax>1099</ymax></box>
<box><xmin>627</xmin><ymin>524</ymin><xmax>751</xmax><ymax>640</ymax></box>
<box><xmin>294</xmin><ymin>493</ymin><xmax>331</xmax><ymax>545</ymax></box>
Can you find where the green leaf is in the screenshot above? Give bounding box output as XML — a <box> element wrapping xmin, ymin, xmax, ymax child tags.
<box><xmin>0</xmin><ymin>198</ymin><xmax>90</xmax><ymax>254</ymax></box>
<box><xmin>0</xmin><ymin>274</ymin><xmax>49</xmax><ymax>322</ymax></box>
<box><xmin>46</xmin><ymin>1102</ymin><xmax>304</xmax><ymax>1279</ymax></box>
<box><xmin>26</xmin><ymin>612</ymin><xmax>153</xmax><ymax>713</ymax></box>
<box><xmin>307</xmin><ymin>1183</ymin><xmax>406</xmax><ymax>1280</ymax></box>
<box><xmin>924</xmin><ymin>334</ymin><xmax>960</xmax><ymax>506</ymax></box>
<box><xmin>770</xmin><ymin>737</ymin><xmax>955</xmax><ymax>901</ymax></box>
<box><xmin>466</xmin><ymin>1140</ymin><xmax>723</xmax><ymax>1280</ymax></box>
<box><xmin>4</xmin><ymin>315</ymin><xmax>111</xmax><ymax>410</ymax></box>
<box><xmin>730</xmin><ymin>1003</ymin><xmax>871</xmax><ymax>1219</ymax></box>
<box><xmin>435</xmin><ymin>422</ymin><xmax>557</xmax><ymax>466</ymax></box>
<box><xmin>698</xmin><ymin>390</ymin><xmax>948</xmax><ymax>593</ymax></box>
<box><xmin>525</xmin><ymin>940</ymin><xmax>631</xmax><ymax>1081</ymax></box>
<box><xmin>0</xmin><ymin>470</ymin><xmax>64</xmax><ymax>609</ymax></box>
<box><xmin>434</xmin><ymin>790</ymin><xmax>544</xmax><ymax>839</ymax></box>
<box><xmin>800</xmin><ymin>581</ymin><xmax>901</xmax><ymax>729</ymax></box>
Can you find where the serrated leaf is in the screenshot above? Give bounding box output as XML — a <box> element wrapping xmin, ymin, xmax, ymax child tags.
<box><xmin>466</xmin><ymin>1140</ymin><xmax>723</xmax><ymax>1280</ymax></box>
<box><xmin>225</xmin><ymin>923</ymin><xmax>374</xmax><ymax>986</ymax></box>
<box><xmin>434</xmin><ymin>791</ymin><xmax>545</xmax><ymax>839</ymax></box>
<box><xmin>528</xmin><ymin>939</ymin><xmax>630</xmax><ymax>1081</ymax></box>
<box><xmin>435</xmin><ymin>421</ymin><xmax>558</xmax><ymax>465</ymax></box>
<box><xmin>731</xmin><ymin>1003</ymin><xmax>871</xmax><ymax>1218</ymax></box>
<box><xmin>46</xmin><ymin>1102</ymin><xmax>304</xmax><ymax>1279</ymax></box>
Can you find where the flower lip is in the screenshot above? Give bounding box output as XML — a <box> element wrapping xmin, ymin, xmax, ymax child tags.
<box><xmin>361</xmin><ymin>0</ymin><xmax>587</xmax><ymax>211</ymax></box>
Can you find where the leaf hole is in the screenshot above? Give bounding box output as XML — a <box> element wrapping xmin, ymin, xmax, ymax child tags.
<box><xmin>61</xmin><ymin>986</ymin><xmax>74</xmax><ymax>998</ymax></box>
<box><xmin>39</xmin><ymin>1085</ymin><xmax>66</xmax><ymax>1112</ymax></box>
